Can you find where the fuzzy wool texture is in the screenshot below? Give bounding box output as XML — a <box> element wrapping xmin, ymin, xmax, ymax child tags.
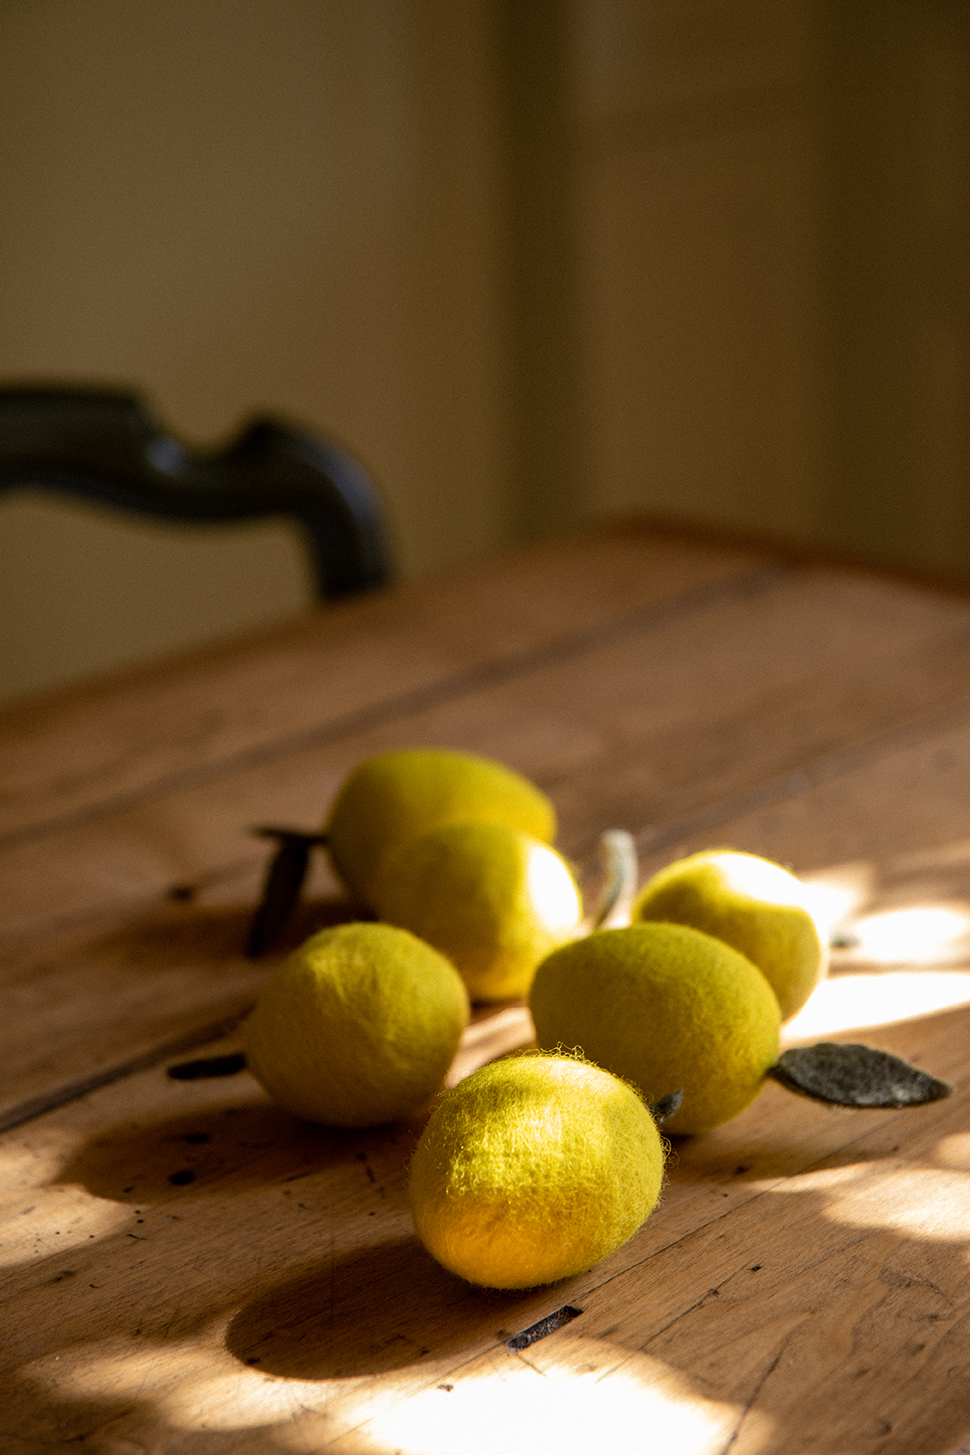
<box><xmin>374</xmin><ymin>820</ymin><xmax>582</xmax><ymax>1001</ymax></box>
<box><xmin>633</xmin><ymin>849</ymin><xmax>825</xmax><ymax>1021</ymax></box>
<box><xmin>326</xmin><ymin>748</ymin><xmax>556</xmax><ymax>905</ymax></box>
<box><xmin>243</xmin><ymin>922</ymin><xmax>470</xmax><ymax>1128</ymax></box>
<box><xmin>409</xmin><ymin>1053</ymin><xmax>665</xmax><ymax>1289</ymax></box>
<box><xmin>529</xmin><ymin>923</ymin><xmax>781</xmax><ymax>1136</ymax></box>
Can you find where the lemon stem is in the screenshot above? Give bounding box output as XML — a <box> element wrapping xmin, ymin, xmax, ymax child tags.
<box><xmin>246</xmin><ymin>826</ymin><xmax>330</xmax><ymax>957</ymax></box>
<box><xmin>593</xmin><ymin>829</ymin><xmax>639</xmax><ymax>929</ymax></box>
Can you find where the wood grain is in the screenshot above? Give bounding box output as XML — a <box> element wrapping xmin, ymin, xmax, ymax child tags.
<box><xmin>0</xmin><ymin>522</ymin><xmax>770</xmax><ymax>847</ymax></box>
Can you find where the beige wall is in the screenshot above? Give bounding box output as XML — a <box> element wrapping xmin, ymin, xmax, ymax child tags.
<box><xmin>571</xmin><ymin>0</ymin><xmax>826</xmax><ymax>544</ymax></box>
<box><xmin>566</xmin><ymin>0</ymin><xmax>970</xmax><ymax>570</ymax></box>
<box><xmin>822</xmin><ymin>0</ymin><xmax>970</xmax><ymax>574</ymax></box>
<box><xmin>0</xmin><ymin>0</ymin><xmax>510</xmax><ymax>701</ymax></box>
<box><xmin>2</xmin><ymin>1</ymin><xmax>969</xmax><ymax>704</ymax></box>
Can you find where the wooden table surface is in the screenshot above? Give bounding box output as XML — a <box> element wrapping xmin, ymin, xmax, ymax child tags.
<box><xmin>5</xmin><ymin>519</ymin><xmax>970</xmax><ymax>1454</ymax></box>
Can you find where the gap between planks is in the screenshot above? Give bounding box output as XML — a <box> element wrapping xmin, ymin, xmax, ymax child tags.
<box><xmin>0</xmin><ymin>561</ymin><xmax>791</xmax><ymax>856</ymax></box>
<box><xmin>630</xmin><ymin>685</ymin><xmax>970</xmax><ymax>860</ymax></box>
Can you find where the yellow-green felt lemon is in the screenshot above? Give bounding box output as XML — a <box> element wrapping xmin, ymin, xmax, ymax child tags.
<box><xmin>409</xmin><ymin>1053</ymin><xmax>665</xmax><ymax>1289</ymax></box>
<box><xmin>529</xmin><ymin>923</ymin><xmax>780</xmax><ymax>1136</ymax></box>
<box><xmin>326</xmin><ymin>748</ymin><xmax>556</xmax><ymax>905</ymax></box>
<box><xmin>373</xmin><ymin>820</ymin><xmax>582</xmax><ymax>1002</ymax></box>
<box><xmin>632</xmin><ymin>849</ymin><xmax>825</xmax><ymax>1020</ymax></box>
<box><xmin>243</xmin><ymin>922</ymin><xmax>469</xmax><ymax>1128</ymax></box>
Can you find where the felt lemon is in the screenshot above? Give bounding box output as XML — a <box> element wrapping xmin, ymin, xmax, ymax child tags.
<box><xmin>326</xmin><ymin>748</ymin><xmax>556</xmax><ymax>905</ymax></box>
<box><xmin>373</xmin><ymin>820</ymin><xmax>582</xmax><ymax>1002</ymax></box>
<box><xmin>409</xmin><ymin>1053</ymin><xmax>665</xmax><ymax>1288</ymax></box>
<box><xmin>632</xmin><ymin>849</ymin><xmax>825</xmax><ymax>1020</ymax></box>
<box><xmin>243</xmin><ymin>922</ymin><xmax>469</xmax><ymax>1127</ymax></box>
<box><xmin>529</xmin><ymin>922</ymin><xmax>781</xmax><ymax>1135</ymax></box>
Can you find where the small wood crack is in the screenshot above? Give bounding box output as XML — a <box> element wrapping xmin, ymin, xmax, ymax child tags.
<box><xmin>718</xmin><ymin>1338</ymin><xmax>790</xmax><ymax>1454</ymax></box>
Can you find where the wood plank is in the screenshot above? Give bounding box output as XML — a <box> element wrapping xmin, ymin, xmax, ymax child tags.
<box><xmin>1</xmin><ymin>995</ymin><xmax>966</xmax><ymax>1451</ymax></box>
<box><xmin>6</xmin><ymin>565</ymin><xmax>970</xmax><ymax>1125</ymax></box>
<box><xmin>0</xmin><ymin>522</ymin><xmax>771</xmax><ymax>846</ymax></box>
<box><xmin>7</xmin><ymin>565</ymin><xmax>970</xmax><ymax>950</ymax></box>
<box><xmin>634</xmin><ymin>677</ymin><xmax>970</xmax><ymax>897</ymax></box>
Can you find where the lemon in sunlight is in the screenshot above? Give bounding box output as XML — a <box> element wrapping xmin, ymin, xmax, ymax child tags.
<box><xmin>242</xmin><ymin>922</ymin><xmax>469</xmax><ymax>1128</ymax></box>
<box><xmin>529</xmin><ymin>922</ymin><xmax>781</xmax><ymax>1136</ymax></box>
<box><xmin>409</xmin><ymin>1053</ymin><xmax>665</xmax><ymax>1289</ymax></box>
<box><xmin>632</xmin><ymin>849</ymin><xmax>825</xmax><ymax>1020</ymax></box>
<box><xmin>373</xmin><ymin>819</ymin><xmax>582</xmax><ymax>1001</ymax></box>
<box><xmin>326</xmin><ymin>748</ymin><xmax>556</xmax><ymax>905</ymax></box>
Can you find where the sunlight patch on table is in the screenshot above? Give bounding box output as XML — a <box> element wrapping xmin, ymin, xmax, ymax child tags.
<box><xmin>347</xmin><ymin>1342</ymin><xmax>759</xmax><ymax>1455</ymax></box>
<box><xmin>935</xmin><ymin>1133</ymin><xmax>970</xmax><ymax>1168</ymax></box>
<box><xmin>22</xmin><ymin>1335</ymin><xmax>340</xmax><ymax>1434</ymax></box>
<box><xmin>800</xmin><ymin>862</ymin><xmax>874</xmax><ymax>942</ymax></box>
<box><xmin>0</xmin><ymin>1122</ymin><xmax>85</xmax><ymax>1191</ymax></box>
<box><xmin>846</xmin><ymin>904</ymin><xmax>970</xmax><ymax>965</ymax></box>
<box><xmin>822</xmin><ymin>1167</ymin><xmax>970</xmax><ymax>1242</ymax></box>
<box><xmin>0</xmin><ymin>1184</ymin><xmax>129</xmax><ymax>1268</ymax></box>
<box><xmin>771</xmin><ymin>1162</ymin><xmax>970</xmax><ymax>1242</ymax></box>
<box><xmin>782</xmin><ymin>969</ymin><xmax>970</xmax><ymax>1042</ymax></box>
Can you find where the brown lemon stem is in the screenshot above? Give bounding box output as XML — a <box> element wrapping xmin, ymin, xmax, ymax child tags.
<box><xmin>246</xmin><ymin>827</ymin><xmax>330</xmax><ymax>957</ymax></box>
<box><xmin>593</xmin><ymin>829</ymin><xmax>639</xmax><ymax>929</ymax></box>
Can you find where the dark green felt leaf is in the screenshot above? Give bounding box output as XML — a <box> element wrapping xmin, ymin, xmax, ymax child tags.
<box><xmin>770</xmin><ymin>1043</ymin><xmax>951</xmax><ymax>1108</ymax></box>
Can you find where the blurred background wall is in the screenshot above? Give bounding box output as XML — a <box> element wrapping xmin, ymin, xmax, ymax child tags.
<box><xmin>0</xmin><ymin>0</ymin><xmax>967</xmax><ymax>703</ymax></box>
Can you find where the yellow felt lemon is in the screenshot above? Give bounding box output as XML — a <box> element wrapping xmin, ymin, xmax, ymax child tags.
<box><xmin>632</xmin><ymin>849</ymin><xmax>825</xmax><ymax>1020</ymax></box>
<box><xmin>326</xmin><ymin>748</ymin><xmax>556</xmax><ymax>905</ymax></box>
<box><xmin>529</xmin><ymin>922</ymin><xmax>780</xmax><ymax>1135</ymax></box>
<box><xmin>243</xmin><ymin>922</ymin><xmax>469</xmax><ymax>1128</ymax></box>
<box><xmin>409</xmin><ymin>1053</ymin><xmax>665</xmax><ymax>1289</ymax></box>
<box><xmin>373</xmin><ymin>820</ymin><xmax>582</xmax><ymax>1002</ymax></box>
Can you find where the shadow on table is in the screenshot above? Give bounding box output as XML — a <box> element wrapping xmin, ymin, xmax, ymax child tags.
<box><xmin>7</xmin><ymin>1172</ymin><xmax>970</xmax><ymax>1454</ymax></box>
<box><xmin>86</xmin><ymin>888</ymin><xmax>365</xmax><ymax>968</ymax></box>
<box><xmin>56</xmin><ymin>1099</ymin><xmax>388</xmax><ymax>1205</ymax></box>
<box><xmin>17</xmin><ymin>991</ymin><xmax>970</xmax><ymax>1451</ymax></box>
<box><xmin>226</xmin><ymin>1235</ymin><xmax>531</xmax><ymax>1379</ymax></box>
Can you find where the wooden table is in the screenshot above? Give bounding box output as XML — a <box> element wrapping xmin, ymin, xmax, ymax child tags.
<box><xmin>4</xmin><ymin>519</ymin><xmax>970</xmax><ymax>1454</ymax></box>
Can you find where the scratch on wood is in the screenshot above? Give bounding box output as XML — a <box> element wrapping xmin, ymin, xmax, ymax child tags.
<box><xmin>719</xmin><ymin>1339</ymin><xmax>789</xmax><ymax>1454</ymax></box>
<box><xmin>879</xmin><ymin>1263</ymin><xmax>953</xmax><ymax>1307</ymax></box>
<box><xmin>167</xmin><ymin>1052</ymin><xmax>247</xmax><ymax>1080</ymax></box>
<box><xmin>641</xmin><ymin>1275</ymin><xmax>737</xmax><ymax>1348</ymax></box>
